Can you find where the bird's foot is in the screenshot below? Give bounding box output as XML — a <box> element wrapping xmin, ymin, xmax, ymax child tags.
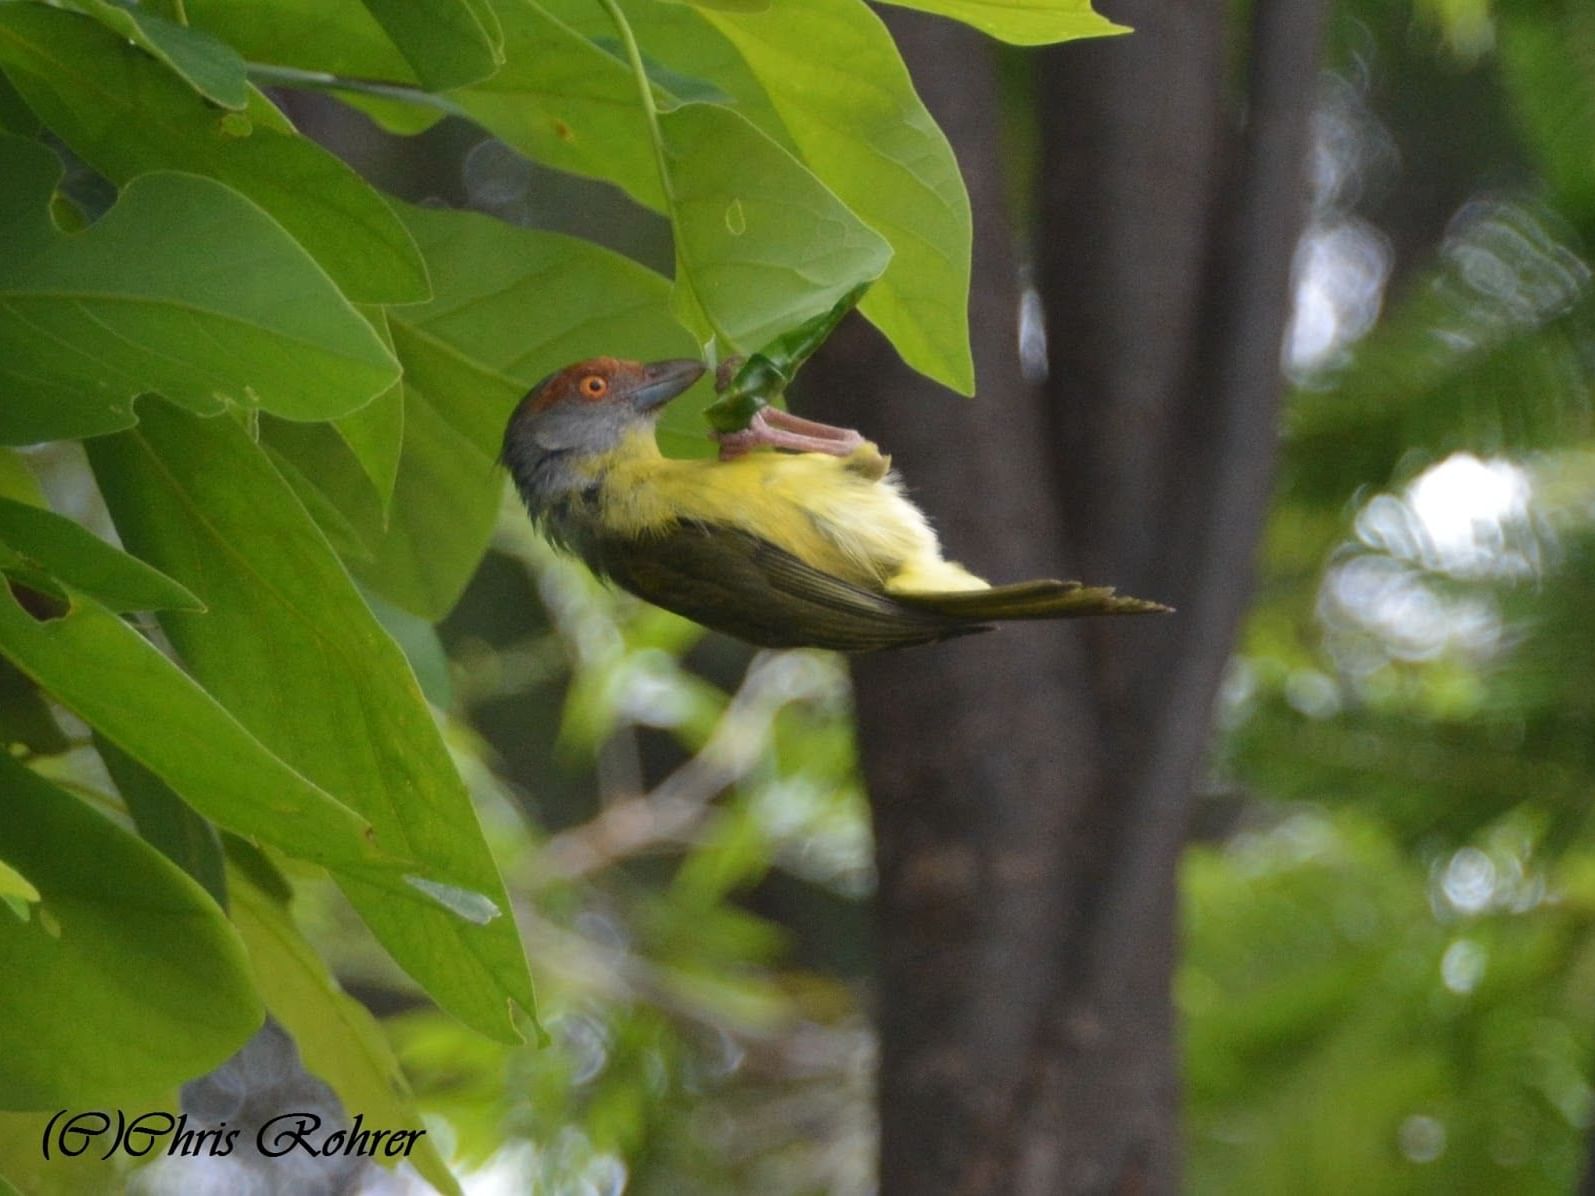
<box><xmin>715</xmin><ymin>407</ymin><xmax>867</xmax><ymax>461</ymax></box>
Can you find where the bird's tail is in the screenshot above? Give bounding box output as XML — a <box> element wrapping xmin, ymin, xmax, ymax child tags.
<box><xmin>894</xmin><ymin>578</ymin><xmax>1172</xmax><ymax>622</ymax></box>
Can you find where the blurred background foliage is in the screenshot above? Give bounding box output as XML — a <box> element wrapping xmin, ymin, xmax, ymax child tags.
<box><xmin>9</xmin><ymin>0</ymin><xmax>1595</xmax><ymax>1190</ymax></box>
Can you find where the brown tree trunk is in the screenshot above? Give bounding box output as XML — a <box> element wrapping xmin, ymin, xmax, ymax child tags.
<box><xmin>804</xmin><ymin>2</ymin><xmax>1327</xmax><ymax>1191</ymax></box>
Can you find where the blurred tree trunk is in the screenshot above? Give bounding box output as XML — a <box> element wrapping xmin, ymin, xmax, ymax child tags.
<box><xmin>805</xmin><ymin>2</ymin><xmax>1326</xmax><ymax>1192</ymax></box>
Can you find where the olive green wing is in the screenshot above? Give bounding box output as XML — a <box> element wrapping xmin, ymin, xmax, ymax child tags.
<box><xmin>589</xmin><ymin>521</ymin><xmax>988</xmax><ymax>652</ymax></box>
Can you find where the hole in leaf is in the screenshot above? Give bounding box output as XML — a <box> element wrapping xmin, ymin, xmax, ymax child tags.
<box><xmin>5</xmin><ymin>578</ymin><xmax>68</xmax><ymax>622</ymax></box>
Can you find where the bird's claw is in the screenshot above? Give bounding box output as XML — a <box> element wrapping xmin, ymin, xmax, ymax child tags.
<box><xmin>714</xmin><ymin>407</ymin><xmax>869</xmax><ymax>462</ymax></box>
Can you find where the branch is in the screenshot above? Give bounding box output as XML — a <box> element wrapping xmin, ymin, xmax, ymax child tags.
<box><xmin>1081</xmin><ymin>0</ymin><xmax>1331</xmax><ymax>1003</ymax></box>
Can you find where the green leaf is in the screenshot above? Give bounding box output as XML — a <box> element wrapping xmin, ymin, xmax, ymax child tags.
<box><xmin>186</xmin><ymin>0</ymin><xmax>445</xmax><ymax>132</ymax></box>
<box><xmin>0</xmin><ymin>494</ymin><xmax>200</xmax><ymax>613</ymax></box>
<box><xmin>451</xmin><ymin>4</ymin><xmax>897</xmax><ymax>360</ymax></box>
<box><xmin>0</xmin><ymin>4</ymin><xmax>429</xmax><ymax>304</ymax></box>
<box><xmin>0</xmin><ymin>135</ymin><xmax>400</xmax><ymax>445</ymax></box>
<box><xmin>359</xmin><ymin>0</ymin><xmax>501</xmax><ymax>90</ymax></box>
<box><xmin>450</xmin><ymin>0</ymin><xmax>663</xmax><ymax>210</ymax></box>
<box><xmin>230</xmin><ymin>869</ymin><xmax>463</xmax><ymax>1196</ymax></box>
<box><xmin>56</xmin><ymin>0</ymin><xmax>249</xmax><ymax>109</ymax></box>
<box><xmin>659</xmin><ymin>0</ymin><xmax>974</xmax><ymax>391</ymax></box>
<box><xmin>662</xmin><ymin>101</ymin><xmax>892</xmax><ymax>351</ymax></box>
<box><xmin>99</xmin><ymin>735</ymin><xmax>228</xmax><ymax>908</ymax></box>
<box><xmin>706</xmin><ymin>282</ymin><xmax>870</xmax><ymax>429</ymax></box>
<box><xmin>338</xmin><ymin>306</ymin><xmax>407</xmax><ymax>508</ymax></box>
<box><xmin>261</xmin><ymin>413</ymin><xmax>391</xmax><ymax>558</ymax></box>
<box><xmin>347</xmin><ymin>385</ymin><xmax>505</xmax><ymax>621</ymax></box>
<box><xmin>545</xmin><ymin>0</ymin><xmax>969</xmax><ymax>386</ymax></box>
<box><xmin>666</xmin><ymin>0</ymin><xmax>770</xmax><ymax>10</ymax></box>
<box><xmin>0</xmin><ymin>450</ymin><xmax>43</xmax><ymax>504</ymax></box>
<box><xmin>365</xmin><ymin>202</ymin><xmax>698</xmax><ymax>619</ymax></box>
<box><xmin>88</xmin><ymin>405</ymin><xmax>536</xmax><ymax>1041</ymax></box>
<box><xmin>188</xmin><ymin>0</ymin><xmax>413</xmax><ymax>79</ymax></box>
<box><xmin>0</xmin><ymin>1112</ymin><xmax>117</xmax><ymax>1195</ymax></box>
<box><xmin>0</xmin><ymin>858</ymin><xmax>39</xmax><ymax>906</ymax></box>
<box><xmin>0</xmin><ymin>657</ymin><xmax>66</xmax><ymax>756</ymax></box>
<box><xmin>875</xmin><ymin>0</ymin><xmax>1128</xmax><ymax>44</ymax></box>
<box><xmin>0</xmin><ymin>754</ymin><xmax>262</xmax><ymax>1109</ymax></box>
<box><xmin>366</xmin><ymin>589</ymin><xmax>454</xmax><ymax>708</ymax></box>
<box><xmin>0</xmin><ymin>580</ymin><xmax>396</xmax><ymax>878</ymax></box>
<box><xmin>262</xmin><ymin>434</ymin><xmax>384</xmax><ymax>562</ymax></box>
<box><xmin>0</xmin><ymin>66</ymin><xmax>36</xmax><ymax>134</ymax></box>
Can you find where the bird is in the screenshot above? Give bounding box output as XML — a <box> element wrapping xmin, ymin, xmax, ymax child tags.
<box><xmin>501</xmin><ymin>356</ymin><xmax>1170</xmax><ymax>652</ymax></box>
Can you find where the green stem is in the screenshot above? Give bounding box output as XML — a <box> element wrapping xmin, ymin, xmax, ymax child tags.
<box><xmin>591</xmin><ymin>0</ymin><xmax>740</xmax><ymax>359</ymax></box>
<box><xmin>153</xmin><ymin>0</ymin><xmax>189</xmax><ymax>26</ymax></box>
<box><xmin>244</xmin><ymin>63</ymin><xmax>464</xmax><ymax>117</ymax></box>
<box><xmin>593</xmin><ymin>0</ymin><xmax>672</xmax><ymax>209</ymax></box>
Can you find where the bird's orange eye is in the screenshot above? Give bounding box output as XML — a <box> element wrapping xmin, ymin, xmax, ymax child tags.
<box><xmin>580</xmin><ymin>375</ymin><xmax>608</xmax><ymax>399</ymax></box>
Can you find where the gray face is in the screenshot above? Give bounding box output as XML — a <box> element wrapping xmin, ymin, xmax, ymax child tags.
<box><xmin>501</xmin><ymin>356</ymin><xmax>704</xmax><ymax>517</ymax></box>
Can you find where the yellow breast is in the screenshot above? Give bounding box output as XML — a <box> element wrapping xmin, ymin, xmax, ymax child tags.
<box><xmin>590</xmin><ymin>428</ymin><xmax>987</xmax><ymax>594</ymax></box>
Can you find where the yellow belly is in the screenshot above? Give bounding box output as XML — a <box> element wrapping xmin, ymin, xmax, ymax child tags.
<box><xmin>593</xmin><ymin>432</ymin><xmax>986</xmax><ymax>595</ymax></box>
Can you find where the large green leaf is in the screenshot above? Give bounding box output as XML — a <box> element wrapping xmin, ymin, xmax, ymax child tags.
<box><xmin>0</xmin><ymin>494</ymin><xmax>200</xmax><ymax>612</ymax></box>
<box><xmin>644</xmin><ymin>0</ymin><xmax>973</xmax><ymax>391</ymax></box>
<box><xmin>449</xmin><ymin>0</ymin><xmax>663</xmax><ymax>209</ymax></box>
<box><xmin>347</xmin><ymin>387</ymin><xmax>504</xmax><ymax>620</ymax></box>
<box><xmin>190</xmin><ymin>0</ymin><xmax>660</xmax><ymax>204</ymax></box>
<box><xmin>230</xmin><ymin>870</ymin><xmax>462</xmax><ymax>1196</ymax></box>
<box><xmin>0</xmin><ymin>136</ymin><xmax>399</xmax><ymax>445</ymax></box>
<box><xmin>0</xmin><ymin>754</ymin><xmax>261</xmax><ymax>1109</ymax></box>
<box><xmin>185</xmin><ymin>0</ymin><xmax>915</xmax><ymax>375</ymax></box>
<box><xmin>0</xmin><ymin>3</ymin><xmax>429</xmax><ymax>304</ymax></box>
<box><xmin>88</xmin><ymin>406</ymin><xmax>536</xmax><ymax>1040</ymax></box>
<box><xmin>0</xmin><ymin>451</ymin><xmax>41</xmax><ymax>504</ymax></box>
<box><xmin>0</xmin><ymin>657</ymin><xmax>65</xmax><ymax>757</ymax></box>
<box><xmin>453</xmin><ymin>5</ymin><xmax>893</xmax><ymax>357</ymax></box>
<box><xmin>667</xmin><ymin>0</ymin><xmax>771</xmax><ymax>10</ymax></box>
<box><xmin>185</xmin><ymin>0</ymin><xmax>437</xmax><ymax>136</ymax></box>
<box><xmin>0</xmin><ymin>581</ymin><xmax>398</xmax><ymax>877</ymax></box>
<box><xmin>99</xmin><ymin>736</ymin><xmax>228</xmax><ymax>908</ymax></box>
<box><xmin>263</xmin><ymin>331</ymin><xmax>406</xmax><ymax>548</ymax></box>
<box><xmin>360</xmin><ymin>203</ymin><xmax>698</xmax><ymax>619</ymax></box>
<box><xmin>876</xmin><ymin>0</ymin><xmax>1127</xmax><ymax>44</ymax></box>
<box><xmin>55</xmin><ymin>0</ymin><xmax>249</xmax><ymax>108</ymax></box>
<box><xmin>0</xmin><ymin>66</ymin><xmax>35</xmax><ymax>133</ymax></box>
<box><xmin>187</xmin><ymin>0</ymin><xmax>412</xmax><ymax>79</ymax></box>
<box><xmin>663</xmin><ymin>101</ymin><xmax>892</xmax><ymax>351</ymax></box>
<box><xmin>359</xmin><ymin>0</ymin><xmax>501</xmax><ymax>90</ymax></box>
<box><xmin>339</xmin><ymin>306</ymin><xmax>407</xmax><ymax>508</ymax></box>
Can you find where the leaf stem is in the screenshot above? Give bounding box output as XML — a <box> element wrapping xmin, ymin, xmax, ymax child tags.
<box><xmin>592</xmin><ymin>0</ymin><xmax>673</xmax><ymax>210</ymax></box>
<box><xmin>591</xmin><ymin>0</ymin><xmax>740</xmax><ymax>360</ymax></box>
<box><xmin>244</xmin><ymin>63</ymin><xmax>465</xmax><ymax>117</ymax></box>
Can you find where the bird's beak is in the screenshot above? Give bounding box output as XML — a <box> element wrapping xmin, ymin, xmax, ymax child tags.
<box><xmin>627</xmin><ymin>359</ymin><xmax>705</xmax><ymax>413</ymax></box>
